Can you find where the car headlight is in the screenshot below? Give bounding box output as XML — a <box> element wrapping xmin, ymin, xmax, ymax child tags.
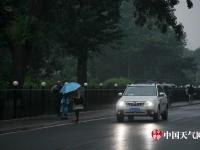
<box><xmin>117</xmin><ymin>101</ymin><xmax>125</xmax><ymax>107</ymax></box>
<box><xmin>146</xmin><ymin>101</ymin><xmax>154</xmax><ymax>107</ymax></box>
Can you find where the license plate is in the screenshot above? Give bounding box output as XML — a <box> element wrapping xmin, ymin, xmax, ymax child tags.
<box><xmin>129</xmin><ymin>107</ymin><xmax>140</xmax><ymax>112</ymax></box>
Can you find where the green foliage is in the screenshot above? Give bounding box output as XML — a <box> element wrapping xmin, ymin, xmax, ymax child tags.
<box><xmin>103</xmin><ymin>77</ymin><xmax>132</xmax><ymax>87</ymax></box>
<box><xmin>132</xmin><ymin>0</ymin><xmax>193</xmax><ymax>41</ymax></box>
<box><xmin>87</xmin><ymin>1</ymin><xmax>196</xmax><ymax>85</ymax></box>
<box><xmin>6</xmin><ymin>15</ymin><xmax>37</xmax><ymax>45</ymax></box>
<box><xmin>46</xmin><ymin>0</ymin><xmax>121</xmax><ymax>55</ymax></box>
<box><xmin>0</xmin><ymin>80</ymin><xmax>10</xmax><ymax>89</ymax></box>
<box><xmin>23</xmin><ymin>74</ymin><xmax>61</xmax><ymax>89</ymax></box>
<box><xmin>23</xmin><ymin>75</ymin><xmax>41</xmax><ymax>88</ymax></box>
<box><xmin>0</xmin><ymin>0</ymin><xmax>198</xmax><ymax>88</ymax></box>
<box><xmin>0</xmin><ymin>34</ymin><xmax>11</xmax><ymax>88</ymax></box>
<box><xmin>193</xmin><ymin>48</ymin><xmax>200</xmax><ymax>84</ymax></box>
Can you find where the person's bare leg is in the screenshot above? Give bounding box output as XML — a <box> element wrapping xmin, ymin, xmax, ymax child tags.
<box><xmin>75</xmin><ymin>110</ymin><xmax>79</xmax><ymax>122</ymax></box>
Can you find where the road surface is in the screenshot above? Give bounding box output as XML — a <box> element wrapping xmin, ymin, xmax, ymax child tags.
<box><xmin>0</xmin><ymin>104</ymin><xmax>200</xmax><ymax>150</ymax></box>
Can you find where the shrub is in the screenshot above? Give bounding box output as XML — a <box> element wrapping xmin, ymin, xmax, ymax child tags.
<box><xmin>103</xmin><ymin>77</ymin><xmax>133</xmax><ymax>88</ymax></box>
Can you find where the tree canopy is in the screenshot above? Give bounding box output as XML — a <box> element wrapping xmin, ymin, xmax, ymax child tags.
<box><xmin>0</xmin><ymin>0</ymin><xmax>198</xmax><ymax>88</ymax></box>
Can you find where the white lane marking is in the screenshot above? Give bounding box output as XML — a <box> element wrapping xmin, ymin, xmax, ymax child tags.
<box><xmin>0</xmin><ymin>117</ymin><xmax>114</xmax><ymax>136</ymax></box>
<box><xmin>81</xmin><ymin>109</ymin><xmax>114</xmax><ymax>114</ymax></box>
<box><xmin>77</xmin><ymin>116</ymin><xmax>114</xmax><ymax>123</ymax></box>
<box><xmin>169</xmin><ymin>118</ymin><xmax>183</xmax><ymax>122</ymax></box>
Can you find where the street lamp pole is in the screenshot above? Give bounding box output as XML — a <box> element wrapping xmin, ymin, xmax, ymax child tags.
<box><xmin>13</xmin><ymin>81</ymin><xmax>19</xmax><ymax>118</ymax></box>
<box><xmin>41</xmin><ymin>82</ymin><xmax>46</xmax><ymax>114</ymax></box>
<box><xmin>114</xmin><ymin>83</ymin><xmax>118</xmax><ymax>100</ymax></box>
<box><xmin>28</xmin><ymin>85</ymin><xmax>32</xmax><ymax>117</ymax></box>
<box><xmin>99</xmin><ymin>83</ymin><xmax>103</xmax><ymax>104</ymax></box>
<box><xmin>84</xmin><ymin>82</ymin><xmax>88</xmax><ymax>110</ymax></box>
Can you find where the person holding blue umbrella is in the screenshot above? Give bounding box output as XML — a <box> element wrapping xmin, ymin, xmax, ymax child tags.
<box><xmin>60</xmin><ymin>82</ymin><xmax>81</xmax><ymax>120</ymax></box>
<box><xmin>60</xmin><ymin>82</ymin><xmax>81</xmax><ymax>94</ymax></box>
<box><xmin>59</xmin><ymin>94</ymin><xmax>69</xmax><ymax>119</ymax></box>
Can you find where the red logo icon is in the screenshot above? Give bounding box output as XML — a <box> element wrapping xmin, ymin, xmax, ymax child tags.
<box><xmin>152</xmin><ymin>129</ymin><xmax>164</xmax><ymax>140</ymax></box>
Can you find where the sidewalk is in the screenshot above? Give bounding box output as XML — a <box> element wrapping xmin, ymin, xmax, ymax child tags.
<box><xmin>170</xmin><ymin>100</ymin><xmax>200</xmax><ymax>108</ymax></box>
<box><xmin>1</xmin><ymin>100</ymin><xmax>200</xmax><ymax>134</ymax></box>
<box><xmin>0</xmin><ymin>107</ymin><xmax>115</xmax><ymax>134</ymax></box>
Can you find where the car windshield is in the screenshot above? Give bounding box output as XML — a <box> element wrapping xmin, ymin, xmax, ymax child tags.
<box><xmin>124</xmin><ymin>86</ymin><xmax>157</xmax><ymax>96</ymax></box>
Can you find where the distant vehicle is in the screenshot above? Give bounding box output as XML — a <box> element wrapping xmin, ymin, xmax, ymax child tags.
<box><xmin>116</xmin><ymin>83</ymin><xmax>168</xmax><ymax>122</ymax></box>
<box><xmin>161</xmin><ymin>83</ymin><xmax>177</xmax><ymax>88</ymax></box>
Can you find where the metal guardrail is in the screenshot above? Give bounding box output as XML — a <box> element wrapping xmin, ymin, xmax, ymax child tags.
<box><xmin>0</xmin><ymin>88</ymin><xmax>200</xmax><ymax>120</ymax></box>
<box><xmin>0</xmin><ymin>89</ymin><xmax>56</xmax><ymax>120</ymax></box>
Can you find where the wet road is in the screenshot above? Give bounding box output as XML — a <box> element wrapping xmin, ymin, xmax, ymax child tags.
<box><xmin>1</xmin><ymin>104</ymin><xmax>200</xmax><ymax>150</ymax></box>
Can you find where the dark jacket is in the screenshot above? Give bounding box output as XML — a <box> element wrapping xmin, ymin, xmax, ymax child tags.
<box><xmin>188</xmin><ymin>86</ymin><xmax>194</xmax><ymax>95</ymax></box>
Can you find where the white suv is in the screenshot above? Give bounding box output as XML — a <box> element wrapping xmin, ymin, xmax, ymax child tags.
<box><xmin>116</xmin><ymin>83</ymin><xmax>168</xmax><ymax>122</ymax></box>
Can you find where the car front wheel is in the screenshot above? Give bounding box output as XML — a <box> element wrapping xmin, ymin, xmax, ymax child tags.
<box><xmin>161</xmin><ymin>107</ymin><xmax>168</xmax><ymax>120</ymax></box>
<box><xmin>128</xmin><ymin>116</ymin><xmax>134</xmax><ymax>122</ymax></box>
<box><xmin>117</xmin><ymin>115</ymin><xmax>124</xmax><ymax>122</ymax></box>
<box><xmin>153</xmin><ymin>107</ymin><xmax>160</xmax><ymax>121</ymax></box>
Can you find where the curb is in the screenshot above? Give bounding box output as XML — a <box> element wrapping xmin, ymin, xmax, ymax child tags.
<box><xmin>0</xmin><ymin>124</ymin><xmax>49</xmax><ymax>135</ymax></box>
<box><xmin>169</xmin><ymin>101</ymin><xmax>200</xmax><ymax>109</ymax></box>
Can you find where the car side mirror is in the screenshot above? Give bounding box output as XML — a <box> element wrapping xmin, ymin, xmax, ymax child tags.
<box><xmin>159</xmin><ymin>92</ymin><xmax>165</xmax><ymax>97</ymax></box>
<box><xmin>118</xmin><ymin>92</ymin><xmax>123</xmax><ymax>97</ymax></box>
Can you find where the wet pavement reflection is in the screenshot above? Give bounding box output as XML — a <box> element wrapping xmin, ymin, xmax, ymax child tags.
<box><xmin>142</xmin><ymin>123</ymin><xmax>161</xmax><ymax>150</ymax></box>
<box><xmin>112</xmin><ymin>117</ymin><xmax>163</xmax><ymax>150</ymax></box>
<box><xmin>114</xmin><ymin>124</ymin><xmax>128</xmax><ymax>150</ymax></box>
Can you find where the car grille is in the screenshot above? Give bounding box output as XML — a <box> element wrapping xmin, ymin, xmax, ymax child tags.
<box><xmin>125</xmin><ymin>102</ymin><xmax>145</xmax><ymax>106</ymax></box>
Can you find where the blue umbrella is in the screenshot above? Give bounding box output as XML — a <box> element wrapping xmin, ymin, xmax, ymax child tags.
<box><xmin>60</xmin><ymin>82</ymin><xmax>81</xmax><ymax>94</ymax></box>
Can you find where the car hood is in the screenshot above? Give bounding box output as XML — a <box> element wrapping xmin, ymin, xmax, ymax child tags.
<box><xmin>120</xmin><ymin>96</ymin><xmax>157</xmax><ymax>102</ymax></box>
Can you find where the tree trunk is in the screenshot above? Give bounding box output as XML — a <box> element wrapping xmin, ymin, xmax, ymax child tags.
<box><xmin>77</xmin><ymin>50</ymin><xmax>88</xmax><ymax>85</ymax></box>
<box><xmin>10</xmin><ymin>45</ymin><xmax>29</xmax><ymax>87</ymax></box>
<box><xmin>27</xmin><ymin>0</ymin><xmax>44</xmax><ymax>19</ymax></box>
<box><xmin>8</xmin><ymin>0</ymin><xmax>42</xmax><ymax>88</ymax></box>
